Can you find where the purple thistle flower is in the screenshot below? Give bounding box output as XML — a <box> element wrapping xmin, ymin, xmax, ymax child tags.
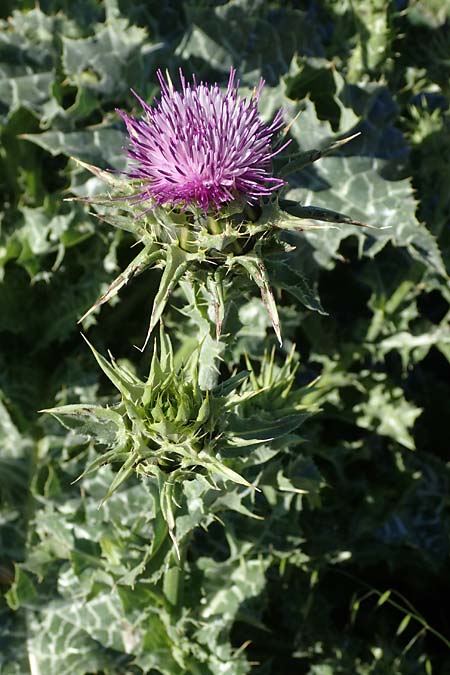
<box><xmin>116</xmin><ymin>69</ymin><xmax>288</xmax><ymax>212</ymax></box>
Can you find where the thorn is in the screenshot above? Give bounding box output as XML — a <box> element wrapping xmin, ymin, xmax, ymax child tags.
<box><xmin>282</xmin><ymin>109</ymin><xmax>302</xmax><ymax>137</ymax></box>
<box><xmin>331</xmin><ymin>131</ymin><xmax>361</xmax><ymax>150</ymax></box>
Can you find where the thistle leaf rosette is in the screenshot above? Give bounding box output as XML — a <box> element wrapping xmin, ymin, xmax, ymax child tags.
<box><xmin>41</xmin><ymin>331</ymin><xmax>316</xmax><ymax>548</ymax></box>
<box><xmin>71</xmin><ymin>70</ymin><xmax>367</xmax><ymax>346</ymax></box>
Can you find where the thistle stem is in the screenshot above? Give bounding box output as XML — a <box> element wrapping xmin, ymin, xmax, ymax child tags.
<box><xmin>163</xmin><ymin>537</ymin><xmax>188</xmax><ymax>616</ymax></box>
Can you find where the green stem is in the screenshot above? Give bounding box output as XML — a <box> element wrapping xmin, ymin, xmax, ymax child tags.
<box><xmin>163</xmin><ymin>537</ymin><xmax>188</xmax><ymax>617</ymax></box>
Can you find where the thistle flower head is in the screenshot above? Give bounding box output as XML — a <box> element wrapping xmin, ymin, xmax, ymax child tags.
<box><xmin>117</xmin><ymin>68</ymin><xmax>287</xmax><ymax>211</ymax></box>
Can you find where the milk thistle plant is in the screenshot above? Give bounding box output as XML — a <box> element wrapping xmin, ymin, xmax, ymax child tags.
<box><xmin>43</xmin><ymin>68</ymin><xmax>365</xmax><ymax>671</ymax></box>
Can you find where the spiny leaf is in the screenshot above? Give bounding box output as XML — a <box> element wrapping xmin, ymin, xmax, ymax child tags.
<box><xmin>212</xmin><ymin>371</ymin><xmax>249</xmax><ymax>398</ymax></box>
<box><xmin>21</xmin><ymin>127</ymin><xmax>126</xmax><ymax>168</ymax></box>
<box><xmin>279</xmin><ymin>131</ymin><xmax>361</xmax><ymax>178</ymax></box>
<box><xmin>40</xmin><ymin>403</ymin><xmax>124</xmax><ymax>422</ymax></box>
<box><xmin>79</xmin><ymin>244</ymin><xmax>162</xmax><ymax>323</ymax></box>
<box><xmin>40</xmin><ymin>403</ymin><xmax>127</xmax><ymax>449</ymax></box>
<box><xmin>265</xmin><ymin>252</ymin><xmax>326</xmax><ymax>315</ymax></box>
<box><xmin>69</xmin><ymin>157</ymin><xmax>125</xmax><ymax>187</ymax></box>
<box><xmin>279</xmin><ymin>203</ymin><xmax>375</xmax><ymax>230</ymax></box>
<box><xmin>81</xmin><ymin>335</ymin><xmax>145</xmax><ymax>401</ymax></box>
<box><xmin>288</xmin><ymin>156</ymin><xmax>447</xmax><ymax>277</ymax></box>
<box><xmin>227</xmin><ymin>412</ymin><xmax>311</xmax><ymax>446</ymax></box>
<box><xmin>141</xmin><ymin>245</ymin><xmax>189</xmax><ymax>351</ymax></box>
<box><xmin>99</xmin><ymin>451</ymin><xmax>138</xmax><ymax>506</ymax></box>
<box><xmin>197</xmin><ymin>451</ymin><xmax>258</xmax><ymax>491</ymax></box>
<box><xmin>229</xmin><ymin>255</ymin><xmax>282</xmax><ymax>346</ymax></box>
<box><xmin>74</xmin><ymin>449</ymin><xmax>130</xmax><ymax>484</ymax></box>
<box><xmin>158</xmin><ymin>476</ymin><xmax>180</xmax><ymax>559</ymax></box>
<box><xmin>158</xmin><ymin>323</ymin><xmax>174</xmax><ymax>373</ymax></box>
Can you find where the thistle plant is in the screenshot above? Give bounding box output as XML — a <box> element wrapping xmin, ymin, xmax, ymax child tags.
<box><xmin>3</xmin><ymin>3</ymin><xmax>449</xmax><ymax>671</ymax></box>
<box><xmin>43</xmin><ymin>67</ymin><xmax>368</xmax><ymax>669</ymax></box>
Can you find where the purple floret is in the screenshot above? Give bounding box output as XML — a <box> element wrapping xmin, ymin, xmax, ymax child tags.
<box><xmin>116</xmin><ymin>68</ymin><xmax>288</xmax><ymax>212</ymax></box>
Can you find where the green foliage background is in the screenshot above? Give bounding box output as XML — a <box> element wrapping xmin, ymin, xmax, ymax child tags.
<box><xmin>1</xmin><ymin>0</ymin><xmax>450</xmax><ymax>673</ymax></box>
